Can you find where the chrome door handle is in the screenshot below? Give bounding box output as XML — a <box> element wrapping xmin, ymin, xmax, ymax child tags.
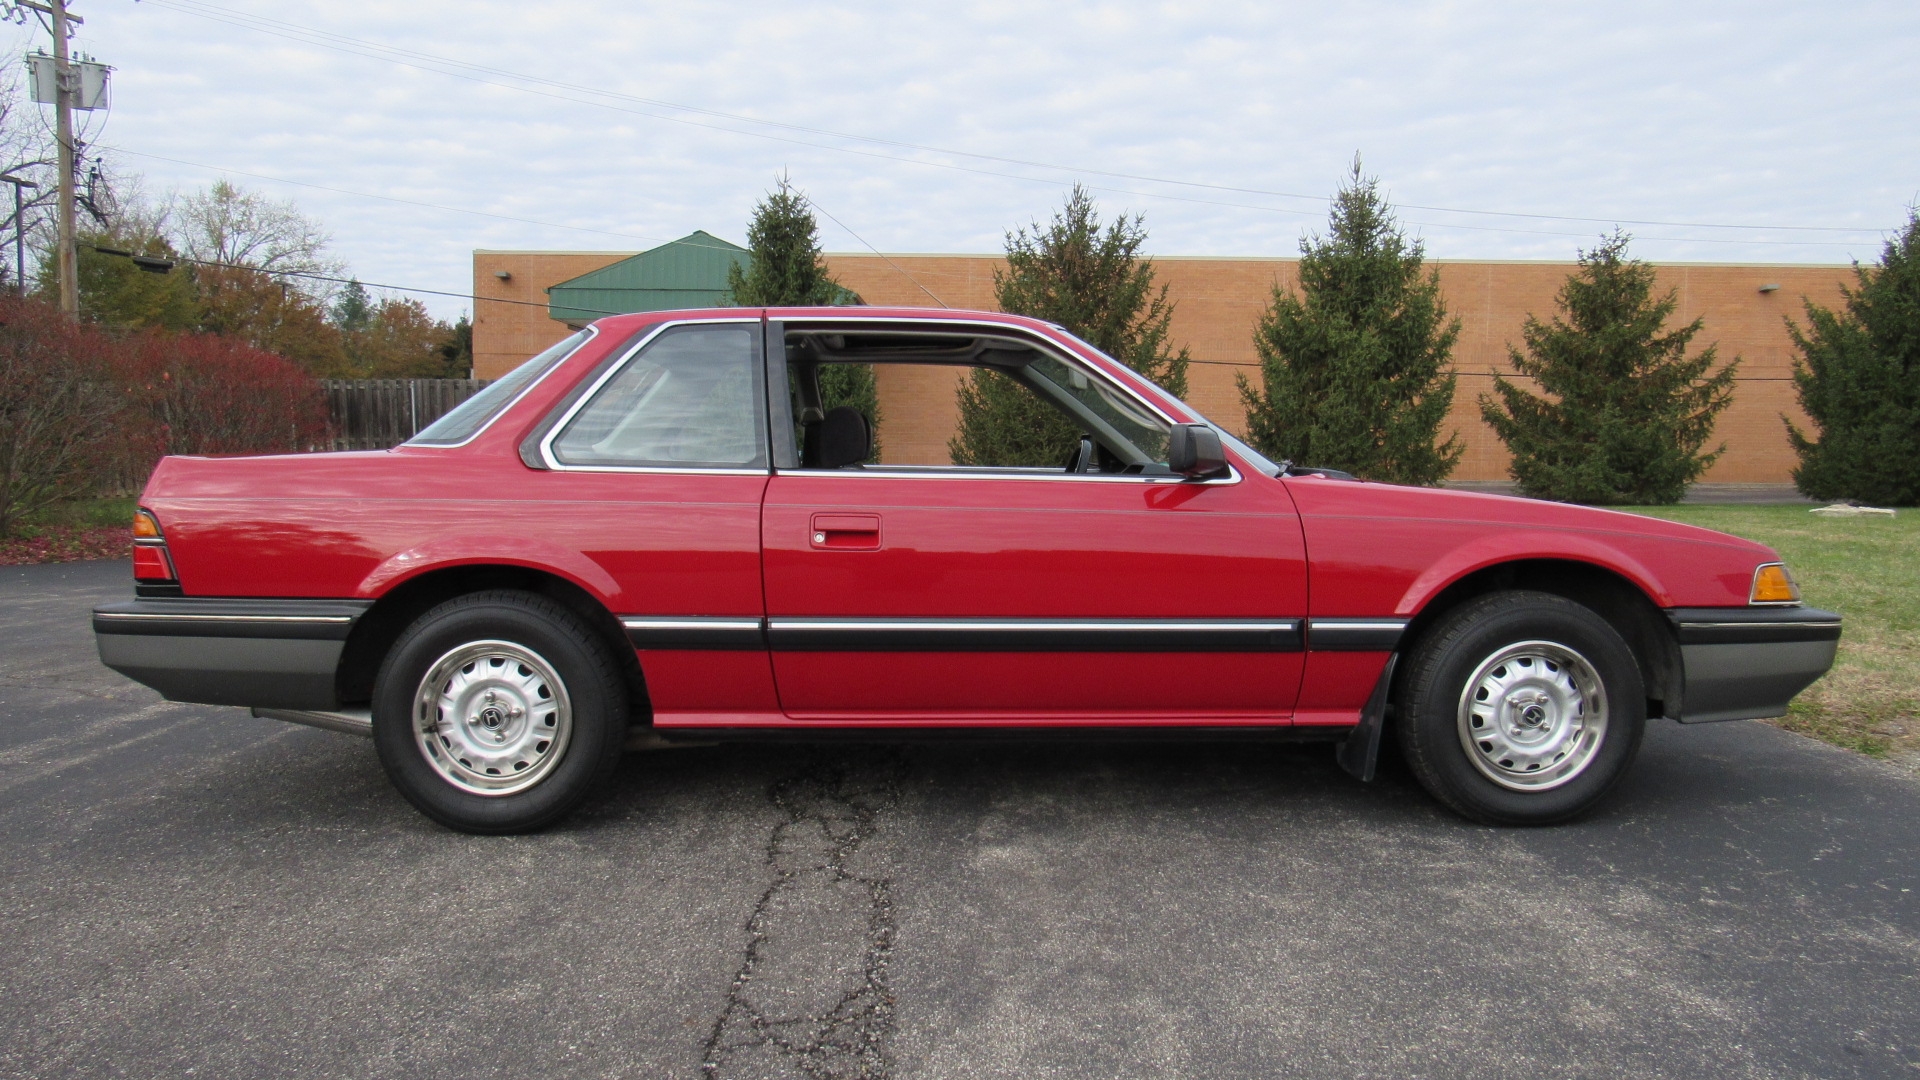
<box><xmin>810</xmin><ymin>513</ymin><xmax>881</xmax><ymax>550</ymax></box>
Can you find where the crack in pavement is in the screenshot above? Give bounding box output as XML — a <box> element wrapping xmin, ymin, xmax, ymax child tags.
<box><xmin>703</xmin><ymin>754</ymin><xmax>902</xmax><ymax>1080</ymax></box>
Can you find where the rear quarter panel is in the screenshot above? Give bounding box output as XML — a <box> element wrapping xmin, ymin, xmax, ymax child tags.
<box><xmin>141</xmin><ymin>451</ymin><xmax>767</xmax><ymax>616</ymax></box>
<box><xmin>134</xmin><ymin>311</ymin><xmax>765</xmax><ymax>618</ymax></box>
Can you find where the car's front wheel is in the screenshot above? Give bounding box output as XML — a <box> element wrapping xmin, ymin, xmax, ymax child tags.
<box><xmin>1397</xmin><ymin>590</ymin><xmax>1646</xmax><ymax>825</ymax></box>
<box><xmin>372</xmin><ymin>590</ymin><xmax>627</xmax><ymax>833</ymax></box>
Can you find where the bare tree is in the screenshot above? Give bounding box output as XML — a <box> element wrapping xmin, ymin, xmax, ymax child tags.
<box><xmin>177</xmin><ymin>179</ymin><xmax>343</xmax><ymax>293</ymax></box>
<box><xmin>0</xmin><ymin>73</ymin><xmax>61</xmax><ymax>293</ymax></box>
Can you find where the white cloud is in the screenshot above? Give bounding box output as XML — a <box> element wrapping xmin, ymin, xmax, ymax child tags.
<box><xmin>36</xmin><ymin>0</ymin><xmax>1920</xmax><ymax>319</ymax></box>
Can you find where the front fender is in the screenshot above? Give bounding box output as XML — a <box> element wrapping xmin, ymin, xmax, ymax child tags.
<box><xmin>1394</xmin><ymin>530</ymin><xmax>1674</xmax><ymax>616</ymax></box>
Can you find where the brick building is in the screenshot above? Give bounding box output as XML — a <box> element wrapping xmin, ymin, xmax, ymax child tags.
<box><xmin>472</xmin><ymin>243</ymin><xmax>1849</xmax><ymax>484</ymax></box>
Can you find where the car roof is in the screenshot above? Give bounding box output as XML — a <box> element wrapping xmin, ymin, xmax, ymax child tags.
<box><xmin>586</xmin><ymin>306</ymin><xmax>1063</xmax><ymax>336</ymax></box>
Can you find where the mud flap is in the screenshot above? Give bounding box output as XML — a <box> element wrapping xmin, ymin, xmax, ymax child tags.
<box><xmin>1336</xmin><ymin>654</ymin><xmax>1398</xmax><ymax>783</ymax></box>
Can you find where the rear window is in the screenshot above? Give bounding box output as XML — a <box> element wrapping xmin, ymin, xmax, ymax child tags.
<box><xmin>407</xmin><ymin>329</ymin><xmax>592</xmax><ymax>446</ymax></box>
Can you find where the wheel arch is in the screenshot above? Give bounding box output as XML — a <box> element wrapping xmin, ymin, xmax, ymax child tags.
<box><xmin>1398</xmin><ymin>558</ymin><xmax>1681</xmax><ymax>721</ymax></box>
<box><xmin>335</xmin><ymin>563</ymin><xmax>649</xmax><ymax>723</ymax></box>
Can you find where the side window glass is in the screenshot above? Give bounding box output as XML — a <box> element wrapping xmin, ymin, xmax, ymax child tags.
<box><xmin>1022</xmin><ymin>353</ymin><xmax>1171</xmax><ymax>464</ymax></box>
<box><xmin>788</xmin><ymin>356</ymin><xmax>1170</xmax><ymax>473</ymax></box>
<box><xmin>551</xmin><ymin>324</ymin><xmax>765</xmax><ymax>469</ymax></box>
<box><xmin>946</xmin><ymin>366</ymin><xmax>1084</xmax><ymax>468</ymax></box>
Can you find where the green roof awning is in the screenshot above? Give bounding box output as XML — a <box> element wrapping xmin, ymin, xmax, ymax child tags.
<box><xmin>546</xmin><ymin>230</ymin><xmax>748</xmax><ymax>322</ymax></box>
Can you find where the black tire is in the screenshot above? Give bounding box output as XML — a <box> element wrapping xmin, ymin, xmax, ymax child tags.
<box><xmin>1396</xmin><ymin>590</ymin><xmax>1645</xmax><ymax>825</ymax></box>
<box><xmin>372</xmin><ymin>590</ymin><xmax>627</xmax><ymax>833</ymax></box>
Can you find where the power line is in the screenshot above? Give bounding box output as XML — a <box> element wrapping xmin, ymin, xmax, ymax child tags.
<box><xmin>134</xmin><ymin>0</ymin><xmax>1889</xmax><ymax>243</ymax></box>
<box><xmin>153</xmin><ymin>251</ymin><xmax>636</xmax><ymax>317</ymax></box>
<box><xmin>109</xmin><ymin>147</ymin><xmax>722</xmax><ymax>249</ymax></box>
<box><xmin>806</xmin><ymin>194</ymin><xmax>949</xmax><ymax>309</ymax></box>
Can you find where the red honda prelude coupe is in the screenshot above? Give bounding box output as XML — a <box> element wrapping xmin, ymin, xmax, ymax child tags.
<box><xmin>93</xmin><ymin>308</ymin><xmax>1841</xmax><ymax>832</ymax></box>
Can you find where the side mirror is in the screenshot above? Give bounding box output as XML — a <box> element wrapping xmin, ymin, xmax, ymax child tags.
<box><xmin>1166</xmin><ymin>423</ymin><xmax>1227</xmax><ymax>479</ymax></box>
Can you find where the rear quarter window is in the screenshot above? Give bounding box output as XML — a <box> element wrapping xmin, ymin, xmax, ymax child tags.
<box><xmin>407</xmin><ymin>329</ymin><xmax>592</xmax><ymax>446</ymax></box>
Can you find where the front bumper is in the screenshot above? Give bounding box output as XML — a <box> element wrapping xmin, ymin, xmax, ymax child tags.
<box><xmin>1667</xmin><ymin>607</ymin><xmax>1842</xmax><ymax>723</ymax></box>
<box><xmin>93</xmin><ymin>598</ymin><xmax>372</xmax><ymax>710</ymax></box>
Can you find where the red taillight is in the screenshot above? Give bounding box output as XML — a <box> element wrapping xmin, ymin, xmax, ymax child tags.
<box><xmin>132</xmin><ymin>509</ymin><xmax>176</xmax><ymax>583</ymax></box>
<box><xmin>132</xmin><ymin>543</ymin><xmax>175</xmax><ymax>582</ymax></box>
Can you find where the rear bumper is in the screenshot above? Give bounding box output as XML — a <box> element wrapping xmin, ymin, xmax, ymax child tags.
<box><xmin>1667</xmin><ymin>607</ymin><xmax>1842</xmax><ymax>723</ymax></box>
<box><xmin>93</xmin><ymin>598</ymin><xmax>372</xmax><ymax>710</ymax></box>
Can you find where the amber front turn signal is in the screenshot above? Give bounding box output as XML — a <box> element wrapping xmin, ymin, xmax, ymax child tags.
<box><xmin>1751</xmin><ymin>563</ymin><xmax>1800</xmax><ymax>605</ymax></box>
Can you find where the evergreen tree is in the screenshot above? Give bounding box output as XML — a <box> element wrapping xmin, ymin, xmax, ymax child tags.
<box><xmin>437</xmin><ymin>315</ymin><xmax>474</xmax><ymax>378</ymax></box>
<box><xmin>725</xmin><ymin>177</ymin><xmax>875</xmax><ymax>446</ymax></box>
<box><xmin>951</xmin><ymin>185</ymin><xmax>1190</xmax><ymax>467</ymax></box>
<box><xmin>1238</xmin><ymin>160</ymin><xmax>1462</xmax><ymax>484</ymax></box>
<box><xmin>1479</xmin><ymin>232</ymin><xmax>1737</xmax><ymax>504</ymax></box>
<box><xmin>1784</xmin><ymin>211</ymin><xmax>1920</xmax><ymax>505</ymax></box>
<box><xmin>331</xmin><ymin>279</ymin><xmax>372</xmax><ymax>332</ymax></box>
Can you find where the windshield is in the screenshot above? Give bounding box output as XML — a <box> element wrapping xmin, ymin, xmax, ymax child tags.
<box><xmin>407</xmin><ymin>329</ymin><xmax>592</xmax><ymax>446</ymax></box>
<box><xmin>1049</xmin><ymin>329</ymin><xmax>1284</xmax><ymax>477</ymax></box>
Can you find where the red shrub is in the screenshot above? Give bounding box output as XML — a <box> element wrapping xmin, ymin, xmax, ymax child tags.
<box><xmin>0</xmin><ymin>297</ymin><xmax>327</xmax><ymax>536</ymax></box>
<box><xmin>0</xmin><ymin>297</ymin><xmax>125</xmax><ymax>536</ymax></box>
<box><xmin>120</xmin><ymin>330</ymin><xmax>328</xmax><ymax>460</ymax></box>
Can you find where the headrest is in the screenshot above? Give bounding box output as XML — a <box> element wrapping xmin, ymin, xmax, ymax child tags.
<box><xmin>817</xmin><ymin>405</ymin><xmax>871</xmax><ymax>468</ymax></box>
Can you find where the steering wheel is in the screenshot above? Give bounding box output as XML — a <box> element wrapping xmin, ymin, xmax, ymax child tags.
<box><xmin>1065</xmin><ymin>434</ymin><xmax>1097</xmax><ymax>474</ymax></box>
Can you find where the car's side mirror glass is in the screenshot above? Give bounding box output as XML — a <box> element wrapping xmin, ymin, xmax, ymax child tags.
<box><xmin>1166</xmin><ymin>423</ymin><xmax>1227</xmax><ymax>479</ymax></box>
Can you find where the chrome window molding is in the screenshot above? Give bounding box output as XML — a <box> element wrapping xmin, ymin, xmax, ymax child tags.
<box><xmin>773</xmin><ymin>464</ymin><xmax>1241</xmax><ymax>486</ymax></box>
<box><xmin>405</xmin><ymin>325</ymin><xmax>599</xmax><ymax>450</ymax></box>
<box><xmin>537</xmin><ymin>317</ymin><xmax>768</xmax><ymax>474</ymax></box>
<box><xmin>776</xmin><ymin>315</ymin><xmax>1243</xmax><ymax>485</ymax></box>
<box><xmin>546</xmin><ymin>465</ymin><xmax>773</xmax><ymax>477</ymax></box>
<box><xmin>777</xmin><ymin>314</ymin><xmax>1207</xmax><ymax>447</ymax></box>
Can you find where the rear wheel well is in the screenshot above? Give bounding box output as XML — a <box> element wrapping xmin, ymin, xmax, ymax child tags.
<box><xmin>1399</xmin><ymin>560</ymin><xmax>1679</xmax><ymax>720</ymax></box>
<box><xmin>336</xmin><ymin>566</ymin><xmax>649</xmax><ymax>724</ymax></box>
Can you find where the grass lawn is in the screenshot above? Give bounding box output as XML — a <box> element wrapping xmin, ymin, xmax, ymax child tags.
<box><xmin>0</xmin><ymin>497</ymin><xmax>136</xmax><ymax>565</ymax></box>
<box><xmin>1624</xmin><ymin>505</ymin><xmax>1917</xmax><ymax>763</ymax></box>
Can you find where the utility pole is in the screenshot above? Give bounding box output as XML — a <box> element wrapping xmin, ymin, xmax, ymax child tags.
<box><xmin>0</xmin><ymin>175</ymin><xmax>36</xmax><ymax>296</ymax></box>
<box><xmin>49</xmin><ymin>0</ymin><xmax>74</xmax><ymax>314</ymax></box>
<box><xmin>10</xmin><ymin>0</ymin><xmax>86</xmax><ymax>314</ymax></box>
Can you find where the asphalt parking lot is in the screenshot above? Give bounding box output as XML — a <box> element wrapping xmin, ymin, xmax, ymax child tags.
<box><xmin>4</xmin><ymin>559</ymin><xmax>1916</xmax><ymax>1079</ymax></box>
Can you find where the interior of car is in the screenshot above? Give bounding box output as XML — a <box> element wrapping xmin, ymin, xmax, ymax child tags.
<box><xmin>782</xmin><ymin>328</ymin><xmax>1174</xmax><ymax>474</ymax></box>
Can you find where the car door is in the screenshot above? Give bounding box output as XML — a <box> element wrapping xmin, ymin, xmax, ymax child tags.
<box><xmin>759</xmin><ymin>319</ymin><xmax>1309</xmax><ymax>724</ymax></box>
<box><xmin>528</xmin><ymin>317</ymin><xmax>779</xmax><ymax>727</ymax></box>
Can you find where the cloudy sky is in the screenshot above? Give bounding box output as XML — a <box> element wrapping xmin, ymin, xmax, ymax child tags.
<box><xmin>27</xmin><ymin>0</ymin><xmax>1920</xmax><ymax>318</ymax></box>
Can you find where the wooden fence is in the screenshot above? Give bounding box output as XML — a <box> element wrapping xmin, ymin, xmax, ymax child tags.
<box><xmin>321</xmin><ymin>378</ymin><xmax>492</xmax><ymax>451</ymax></box>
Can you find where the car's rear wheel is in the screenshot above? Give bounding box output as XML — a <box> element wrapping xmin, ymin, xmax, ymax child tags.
<box><xmin>372</xmin><ymin>590</ymin><xmax>627</xmax><ymax>833</ymax></box>
<box><xmin>1397</xmin><ymin>590</ymin><xmax>1645</xmax><ymax>825</ymax></box>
